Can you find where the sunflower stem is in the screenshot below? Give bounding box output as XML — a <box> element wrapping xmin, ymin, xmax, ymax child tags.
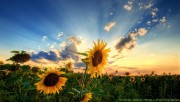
<box><xmin>55</xmin><ymin>93</ymin><xmax>59</xmax><ymax>102</ymax></box>
<box><xmin>79</xmin><ymin>63</ymin><xmax>88</xmax><ymax>101</ymax></box>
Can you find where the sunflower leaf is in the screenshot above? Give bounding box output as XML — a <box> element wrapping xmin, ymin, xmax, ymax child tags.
<box><xmin>60</xmin><ymin>73</ymin><xmax>78</xmax><ymax>78</ymax></box>
<box><xmin>72</xmin><ymin>88</ymin><xmax>80</xmax><ymax>94</ymax></box>
<box><xmin>76</xmin><ymin>52</ymin><xmax>88</xmax><ymax>56</ymax></box>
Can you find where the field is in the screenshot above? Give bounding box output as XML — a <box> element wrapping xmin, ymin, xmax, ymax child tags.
<box><xmin>0</xmin><ymin>64</ymin><xmax>180</xmax><ymax>102</ymax></box>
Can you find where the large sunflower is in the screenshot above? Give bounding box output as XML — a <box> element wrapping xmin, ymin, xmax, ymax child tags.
<box><xmin>86</xmin><ymin>39</ymin><xmax>110</xmax><ymax>78</ymax></box>
<box><xmin>35</xmin><ymin>69</ymin><xmax>67</xmax><ymax>94</ymax></box>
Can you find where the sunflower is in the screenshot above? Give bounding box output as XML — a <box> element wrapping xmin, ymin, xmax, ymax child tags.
<box><xmin>66</xmin><ymin>61</ymin><xmax>73</xmax><ymax>71</ymax></box>
<box><xmin>108</xmin><ymin>74</ymin><xmax>113</xmax><ymax>80</ymax></box>
<box><xmin>130</xmin><ymin>76</ymin><xmax>135</xmax><ymax>83</ymax></box>
<box><xmin>141</xmin><ymin>77</ymin><xmax>145</xmax><ymax>82</ymax></box>
<box><xmin>35</xmin><ymin>69</ymin><xmax>67</xmax><ymax>94</ymax></box>
<box><xmin>31</xmin><ymin>66</ymin><xmax>40</xmax><ymax>73</ymax></box>
<box><xmin>81</xmin><ymin>92</ymin><xmax>92</xmax><ymax>102</ymax></box>
<box><xmin>86</xmin><ymin>39</ymin><xmax>110</xmax><ymax>78</ymax></box>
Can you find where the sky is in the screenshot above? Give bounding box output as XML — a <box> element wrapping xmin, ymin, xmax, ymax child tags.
<box><xmin>0</xmin><ymin>0</ymin><xmax>180</xmax><ymax>75</ymax></box>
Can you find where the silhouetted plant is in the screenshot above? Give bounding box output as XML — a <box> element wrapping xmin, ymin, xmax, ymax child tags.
<box><xmin>6</xmin><ymin>50</ymin><xmax>30</xmax><ymax>64</ymax></box>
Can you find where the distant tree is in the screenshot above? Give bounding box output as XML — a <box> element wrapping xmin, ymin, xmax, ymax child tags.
<box><xmin>6</xmin><ymin>50</ymin><xmax>30</xmax><ymax>64</ymax></box>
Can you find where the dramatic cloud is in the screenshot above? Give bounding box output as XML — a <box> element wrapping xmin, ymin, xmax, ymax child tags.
<box><xmin>124</xmin><ymin>1</ymin><xmax>133</xmax><ymax>11</ymax></box>
<box><xmin>104</xmin><ymin>22</ymin><xmax>116</xmax><ymax>32</ymax></box>
<box><xmin>60</xmin><ymin>42</ymin><xmax>79</xmax><ymax>61</ymax></box>
<box><xmin>115</xmin><ymin>28</ymin><xmax>148</xmax><ymax>52</ymax></box>
<box><xmin>115</xmin><ymin>32</ymin><xmax>137</xmax><ymax>52</ymax></box>
<box><xmin>31</xmin><ymin>51</ymin><xmax>59</xmax><ymax>62</ymax></box>
<box><xmin>67</xmin><ymin>36</ymin><xmax>82</xmax><ymax>45</ymax></box>
<box><xmin>31</xmin><ymin>36</ymin><xmax>82</xmax><ymax>63</ymax></box>
<box><xmin>137</xmin><ymin>28</ymin><xmax>148</xmax><ymax>36</ymax></box>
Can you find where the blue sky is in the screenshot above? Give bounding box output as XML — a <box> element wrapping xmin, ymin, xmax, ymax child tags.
<box><xmin>0</xmin><ymin>0</ymin><xmax>180</xmax><ymax>74</ymax></box>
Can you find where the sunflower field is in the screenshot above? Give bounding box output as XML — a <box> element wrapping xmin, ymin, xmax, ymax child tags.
<box><xmin>0</xmin><ymin>39</ymin><xmax>180</xmax><ymax>102</ymax></box>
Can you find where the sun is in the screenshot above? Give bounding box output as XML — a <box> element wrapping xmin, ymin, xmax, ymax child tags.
<box><xmin>86</xmin><ymin>39</ymin><xmax>110</xmax><ymax>78</ymax></box>
<box><xmin>35</xmin><ymin>69</ymin><xmax>67</xmax><ymax>94</ymax></box>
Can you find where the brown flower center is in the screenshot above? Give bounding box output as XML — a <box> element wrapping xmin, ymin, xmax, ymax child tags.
<box><xmin>92</xmin><ymin>50</ymin><xmax>103</xmax><ymax>67</ymax></box>
<box><xmin>44</xmin><ymin>73</ymin><xmax>59</xmax><ymax>86</ymax></box>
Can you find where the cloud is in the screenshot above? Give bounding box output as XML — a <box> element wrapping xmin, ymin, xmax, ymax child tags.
<box><xmin>160</xmin><ymin>16</ymin><xmax>166</xmax><ymax>23</ymax></box>
<box><xmin>124</xmin><ymin>5</ymin><xmax>132</xmax><ymax>11</ymax></box>
<box><xmin>60</xmin><ymin>42</ymin><xmax>79</xmax><ymax>61</ymax></box>
<box><xmin>31</xmin><ymin>36</ymin><xmax>83</xmax><ymax>63</ymax></box>
<box><xmin>151</xmin><ymin>8</ymin><xmax>158</xmax><ymax>18</ymax></box>
<box><xmin>50</xmin><ymin>45</ymin><xmax>54</xmax><ymax>49</ymax></box>
<box><xmin>144</xmin><ymin>3</ymin><xmax>153</xmax><ymax>9</ymax></box>
<box><xmin>152</xmin><ymin>19</ymin><xmax>158</xmax><ymax>23</ymax></box>
<box><xmin>120</xmin><ymin>66</ymin><xmax>139</xmax><ymax>69</ymax></box>
<box><xmin>147</xmin><ymin>21</ymin><xmax>151</xmax><ymax>25</ymax></box>
<box><xmin>124</xmin><ymin>1</ymin><xmax>133</xmax><ymax>11</ymax></box>
<box><xmin>111</xmin><ymin>54</ymin><xmax>119</xmax><ymax>58</ymax></box>
<box><xmin>67</xmin><ymin>36</ymin><xmax>82</xmax><ymax>45</ymax></box>
<box><xmin>137</xmin><ymin>28</ymin><xmax>148</xmax><ymax>36</ymax></box>
<box><xmin>138</xmin><ymin>2</ymin><xmax>143</xmax><ymax>9</ymax></box>
<box><xmin>115</xmin><ymin>32</ymin><xmax>137</xmax><ymax>52</ymax></box>
<box><xmin>57</xmin><ymin>32</ymin><xmax>63</xmax><ymax>39</ymax></box>
<box><xmin>115</xmin><ymin>28</ymin><xmax>148</xmax><ymax>52</ymax></box>
<box><xmin>109</xmin><ymin>61</ymin><xmax>115</xmax><ymax>64</ymax></box>
<box><xmin>151</xmin><ymin>12</ymin><xmax>156</xmax><ymax>18</ymax></box>
<box><xmin>42</xmin><ymin>36</ymin><xmax>48</xmax><ymax>41</ymax></box>
<box><xmin>31</xmin><ymin>51</ymin><xmax>59</xmax><ymax>62</ymax></box>
<box><xmin>74</xmin><ymin>62</ymin><xmax>85</xmax><ymax>67</ymax></box>
<box><xmin>59</xmin><ymin>41</ymin><xmax>66</xmax><ymax>47</ymax></box>
<box><xmin>104</xmin><ymin>22</ymin><xmax>116</xmax><ymax>32</ymax></box>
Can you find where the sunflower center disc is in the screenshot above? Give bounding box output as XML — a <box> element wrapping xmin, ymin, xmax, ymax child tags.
<box><xmin>92</xmin><ymin>50</ymin><xmax>103</xmax><ymax>67</ymax></box>
<box><xmin>44</xmin><ymin>73</ymin><xmax>59</xmax><ymax>86</ymax></box>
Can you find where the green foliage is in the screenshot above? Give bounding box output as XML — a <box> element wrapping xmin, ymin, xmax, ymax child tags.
<box><xmin>0</xmin><ymin>63</ymin><xmax>180</xmax><ymax>101</ymax></box>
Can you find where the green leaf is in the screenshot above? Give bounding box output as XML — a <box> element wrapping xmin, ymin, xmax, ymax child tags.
<box><xmin>76</xmin><ymin>52</ymin><xmax>88</xmax><ymax>56</ymax></box>
<box><xmin>91</xmin><ymin>88</ymin><xmax>105</xmax><ymax>96</ymax></box>
<box><xmin>11</xmin><ymin>51</ymin><xmax>20</xmax><ymax>54</ymax></box>
<box><xmin>60</xmin><ymin>73</ymin><xmax>78</xmax><ymax>78</ymax></box>
<box><xmin>72</xmin><ymin>88</ymin><xmax>80</xmax><ymax>94</ymax></box>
